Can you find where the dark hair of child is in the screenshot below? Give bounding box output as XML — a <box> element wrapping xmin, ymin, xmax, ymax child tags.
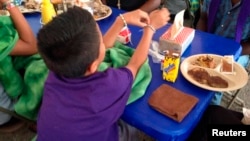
<box><xmin>37</xmin><ymin>6</ymin><xmax>100</xmax><ymax>78</ymax></box>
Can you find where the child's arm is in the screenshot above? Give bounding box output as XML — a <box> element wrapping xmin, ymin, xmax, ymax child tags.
<box><xmin>0</xmin><ymin>0</ymin><xmax>37</xmax><ymax>55</ymax></box>
<box><xmin>126</xmin><ymin>8</ymin><xmax>170</xmax><ymax>79</ymax></box>
<box><xmin>196</xmin><ymin>11</ymin><xmax>208</xmax><ymax>32</ymax></box>
<box><xmin>139</xmin><ymin>0</ymin><xmax>161</xmax><ymax>13</ymax></box>
<box><xmin>103</xmin><ymin>10</ymin><xmax>149</xmax><ymax>48</ymax></box>
<box><xmin>241</xmin><ymin>40</ymin><xmax>250</xmax><ymax>55</ymax></box>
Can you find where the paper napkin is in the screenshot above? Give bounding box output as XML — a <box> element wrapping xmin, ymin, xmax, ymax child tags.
<box><xmin>171</xmin><ymin>10</ymin><xmax>185</xmax><ymax>39</ymax></box>
<box><xmin>159</xmin><ymin>10</ymin><xmax>195</xmax><ymax>56</ymax></box>
<box><xmin>148</xmin><ymin>84</ymin><xmax>199</xmax><ymax>122</ymax></box>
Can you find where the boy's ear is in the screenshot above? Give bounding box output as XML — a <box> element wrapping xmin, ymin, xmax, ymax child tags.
<box><xmin>88</xmin><ymin>60</ymin><xmax>98</xmax><ymax>74</ymax></box>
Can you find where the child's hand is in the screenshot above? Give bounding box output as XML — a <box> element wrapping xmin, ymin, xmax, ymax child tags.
<box><xmin>149</xmin><ymin>8</ymin><xmax>170</xmax><ymax>30</ymax></box>
<box><xmin>122</xmin><ymin>9</ymin><xmax>149</xmax><ymax>27</ymax></box>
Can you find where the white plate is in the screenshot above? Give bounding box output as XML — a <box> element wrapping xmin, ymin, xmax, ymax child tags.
<box><xmin>94</xmin><ymin>5</ymin><xmax>112</xmax><ymax>21</ymax></box>
<box><xmin>0</xmin><ymin>5</ymin><xmax>40</xmax><ymax>15</ymax></box>
<box><xmin>18</xmin><ymin>5</ymin><xmax>41</xmax><ymax>13</ymax></box>
<box><xmin>0</xmin><ymin>9</ymin><xmax>39</xmax><ymax>17</ymax></box>
<box><xmin>180</xmin><ymin>54</ymin><xmax>248</xmax><ymax>91</ymax></box>
<box><xmin>0</xmin><ymin>10</ymin><xmax>10</xmax><ymax>16</ymax></box>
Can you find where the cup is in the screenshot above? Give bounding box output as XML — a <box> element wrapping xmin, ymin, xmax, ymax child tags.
<box><xmin>41</xmin><ymin>0</ymin><xmax>57</xmax><ymax>24</ymax></box>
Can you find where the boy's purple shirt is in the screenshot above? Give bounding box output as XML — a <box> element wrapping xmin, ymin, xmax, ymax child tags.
<box><xmin>37</xmin><ymin>67</ymin><xmax>133</xmax><ymax>141</ymax></box>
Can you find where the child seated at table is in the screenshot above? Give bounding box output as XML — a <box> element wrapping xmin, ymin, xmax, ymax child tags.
<box><xmin>0</xmin><ymin>0</ymin><xmax>37</xmax><ymax>127</ymax></box>
<box><xmin>196</xmin><ymin>0</ymin><xmax>250</xmax><ymax>105</ymax></box>
<box><xmin>36</xmin><ymin>6</ymin><xmax>170</xmax><ymax>141</ymax></box>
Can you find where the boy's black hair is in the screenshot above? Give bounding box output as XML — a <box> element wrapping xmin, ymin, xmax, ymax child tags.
<box><xmin>37</xmin><ymin>6</ymin><xmax>100</xmax><ymax>78</ymax></box>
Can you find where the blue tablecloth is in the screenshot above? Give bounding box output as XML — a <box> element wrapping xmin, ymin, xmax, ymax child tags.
<box><xmin>25</xmin><ymin>7</ymin><xmax>242</xmax><ymax>141</ymax></box>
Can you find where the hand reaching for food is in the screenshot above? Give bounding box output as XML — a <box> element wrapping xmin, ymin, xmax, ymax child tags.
<box><xmin>149</xmin><ymin>8</ymin><xmax>170</xmax><ymax>30</ymax></box>
<box><xmin>121</xmin><ymin>9</ymin><xmax>149</xmax><ymax>27</ymax></box>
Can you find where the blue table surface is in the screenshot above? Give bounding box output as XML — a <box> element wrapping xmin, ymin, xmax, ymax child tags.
<box><xmin>25</xmin><ymin>7</ymin><xmax>242</xmax><ymax>141</ymax></box>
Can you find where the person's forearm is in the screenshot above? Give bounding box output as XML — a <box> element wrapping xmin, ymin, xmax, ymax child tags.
<box><xmin>103</xmin><ymin>16</ymin><xmax>124</xmax><ymax>48</ymax></box>
<box><xmin>127</xmin><ymin>27</ymin><xmax>154</xmax><ymax>78</ymax></box>
<box><xmin>196</xmin><ymin>20</ymin><xmax>207</xmax><ymax>31</ymax></box>
<box><xmin>139</xmin><ymin>0</ymin><xmax>161</xmax><ymax>13</ymax></box>
<box><xmin>196</xmin><ymin>12</ymin><xmax>207</xmax><ymax>31</ymax></box>
<box><xmin>241</xmin><ymin>40</ymin><xmax>250</xmax><ymax>55</ymax></box>
<box><xmin>7</xmin><ymin>3</ymin><xmax>37</xmax><ymax>55</ymax></box>
<box><xmin>9</xmin><ymin>6</ymin><xmax>36</xmax><ymax>46</ymax></box>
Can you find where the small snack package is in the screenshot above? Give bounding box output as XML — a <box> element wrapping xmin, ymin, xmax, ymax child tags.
<box><xmin>116</xmin><ymin>26</ymin><xmax>131</xmax><ymax>44</ymax></box>
<box><xmin>159</xmin><ymin>10</ymin><xmax>195</xmax><ymax>56</ymax></box>
<box><xmin>220</xmin><ymin>55</ymin><xmax>235</xmax><ymax>74</ymax></box>
<box><xmin>162</xmin><ymin>51</ymin><xmax>180</xmax><ymax>82</ymax></box>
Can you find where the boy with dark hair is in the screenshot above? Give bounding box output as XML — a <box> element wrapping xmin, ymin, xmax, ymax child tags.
<box><xmin>37</xmin><ymin>6</ymin><xmax>169</xmax><ymax>141</ymax></box>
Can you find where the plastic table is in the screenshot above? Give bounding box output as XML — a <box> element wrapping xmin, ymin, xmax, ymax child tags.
<box><xmin>25</xmin><ymin>7</ymin><xmax>242</xmax><ymax>141</ymax></box>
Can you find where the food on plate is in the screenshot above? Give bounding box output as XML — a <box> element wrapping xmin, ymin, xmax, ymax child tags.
<box><xmin>92</xmin><ymin>1</ymin><xmax>110</xmax><ymax>20</ymax></box>
<box><xmin>221</xmin><ymin>55</ymin><xmax>234</xmax><ymax>74</ymax></box>
<box><xmin>50</xmin><ymin>0</ymin><xmax>111</xmax><ymax>20</ymax></box>
<box><xmin>16</xmin><ymin>0</ymin><xmax>41</xmax><ymax>13</ymax></box>
<box><xmin>207</xmin><ymin>76</ymin><xmax>228</xmax><ymax>88</ymax></box>
<box><xmin>24</xmin><ymin>0</ymin><xmax>40</xmax><ymax>9</ymax></box>
<box><xmin>0</xmin><ymin>0</ymin><xmax>40</xmax><ymax>15</ymax></box>
<box><xmin>188</xmin><ymin>67</ymin><xmax>229</xmax><ymax>88</ymax></box>
<box><xmin>188</xmin><ymin>67</ymin><xmax>210</xmax><ymax>84</ymax></box>
<box><xmin>192</xmin><ymin>55</ymin><xmax>216</xmax><ymax>68</ymax></box>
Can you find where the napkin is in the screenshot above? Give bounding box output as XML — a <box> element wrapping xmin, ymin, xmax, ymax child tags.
<box><xmin>171</xmin><ymin>10</ymin><xmax>185</xmax><ymax>40</ymax></box>
<box><xmin>148</xmin><ymin>84</ymin><xmax>199</xmax><ymax>122</ymax></box>
<box><xmin>242</xmin><ymin>107</ymin><xmax>250</xmax><ymax>125</ymax></box>
<box><xmin>148</xmin><ymin>40</ymin><xmax>164</xmax><ymax>63</ymax></box>
<box><xmin>159</xmin><ymin>10</ymin><xmax>195</xmax><ymax>56</ymax></box>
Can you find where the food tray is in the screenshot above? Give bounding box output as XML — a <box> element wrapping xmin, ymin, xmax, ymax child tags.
<box><xmin>180</xmin><ymin>54</ymin><xmax>248</xmax><ymax>91</ymax></box>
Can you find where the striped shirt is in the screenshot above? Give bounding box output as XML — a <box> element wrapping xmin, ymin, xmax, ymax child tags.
<box><xmin>202</xmin><ymin>0</ymin><xmax>250</xmax><ymax>41</ymax></box>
